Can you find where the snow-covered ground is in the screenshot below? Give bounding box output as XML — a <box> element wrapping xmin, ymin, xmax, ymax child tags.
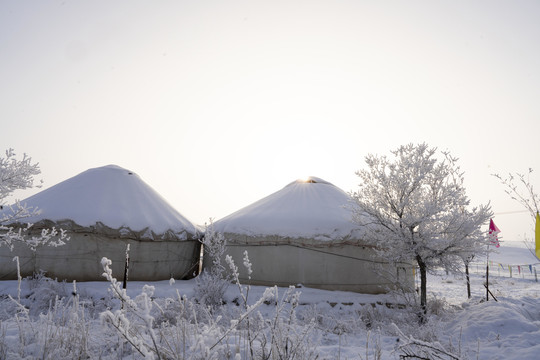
<box><xmin>0</xmin><ymin>243</ymin><xmax>539</xmax><ymax>359</ymax></box>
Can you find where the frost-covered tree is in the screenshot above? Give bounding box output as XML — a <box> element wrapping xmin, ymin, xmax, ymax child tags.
<box><xmin>351</xmin><ymin>143</ymin><xmax>492</xmax><ymax>314</ymax></box>
<box><xmin>0</xmin><ymin>149</ymin><xmax>68</xmax><ymax>251</ymax></box>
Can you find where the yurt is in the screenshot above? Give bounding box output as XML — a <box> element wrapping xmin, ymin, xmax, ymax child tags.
<box><xmin>0</xmin><ymin>165</ymin><xmax>201</xmax><ymax>281</ymax></box>
<box><xmin>211</xmin><ymin>177</ymin><xmax>413</xmax><ymax>294</ymax></box>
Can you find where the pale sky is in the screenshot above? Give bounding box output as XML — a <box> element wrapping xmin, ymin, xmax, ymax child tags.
<box><xmin>1</xmin><ymin>1</ymin><xmax>539</xmax><ymax>244</ymax></box>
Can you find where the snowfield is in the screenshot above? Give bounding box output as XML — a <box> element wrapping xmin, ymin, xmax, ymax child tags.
<box><xmin>0</xmin><ymin>243</ymin><xmax>539</xmax><ymax>359</ymax></box>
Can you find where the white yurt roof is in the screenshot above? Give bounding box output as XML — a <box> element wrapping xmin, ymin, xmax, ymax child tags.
<box><xmin>5</xmin><ymin>165</ymin><xmax>198</xmax><ymax>235</ymax></box>
<box><xmin>214</xmin><ymin>176</ymin><xmax>362</xmax><ymax>241</ymax></box>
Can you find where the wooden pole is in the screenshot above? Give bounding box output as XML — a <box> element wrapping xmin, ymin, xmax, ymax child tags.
<box><xmin>123</xmin><ymin>243</ymin><xmax>130</xmax><ymax>290</ymax></box>
<box><xmin>486</xmin><ymin>244</ymin><xmax>490</xmax><ymax>302</ymax></box>
<box><xmin>483</xmin><ymin>284</ymin><xmax>498</xmax><ymax>301</ymax></box>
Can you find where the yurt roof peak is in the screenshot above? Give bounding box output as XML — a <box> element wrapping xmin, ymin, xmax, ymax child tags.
<box><xmin>286</xmin><ymin>176</ymin><xmax>333</xmax><ymax>186</ymax></box>
<box><xmin>4</xmin><ymin>165</ymin><xmax>198</xmax><ymax>236</ymax></box>
<box><xmin>214</xmin><ymin>176</ymin><xmax>362</xmax><ymax>241</ymax></box>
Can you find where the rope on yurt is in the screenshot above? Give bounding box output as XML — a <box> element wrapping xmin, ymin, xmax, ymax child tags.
<box><xmin>288</xmin><ymin>243</ymin><xmax>393</xmax><ymax>265</ymax></box>
<box><xmin>0</xmin><ymin>254</ymin><xmax>36</xmax><ymax>280</ymax></box>
<box><xmin>228</xmin><ymin>242</ymin><xmax>401</xmax><ymax>265</ymax></box>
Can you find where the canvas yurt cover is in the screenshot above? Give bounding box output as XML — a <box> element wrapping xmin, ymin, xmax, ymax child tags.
<box><xmin>211</xmin><ymin>177</ymin><xmax>413</xmax><ymax>294</ymax></box>
<box><xmin>0</xmin><ymin>165</ymin><xmax>201</xmax><ymax>281</ymax></box>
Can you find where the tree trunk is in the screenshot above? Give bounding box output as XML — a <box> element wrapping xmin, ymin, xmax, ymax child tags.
<box><xmin>465</xmin><ymin>262</ymin><xmax>471</xmax><ymax>299</ymax></box>
<box><xmin>416</xmin><ymin>255</ymin><xmax>427</xmax><ymax>318</ymax></box>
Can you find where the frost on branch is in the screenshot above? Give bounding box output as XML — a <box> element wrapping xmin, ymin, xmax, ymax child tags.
<box><xmin>0</xmin><ymin>224</ymin><xmax>69</xmax><ymax>252</ymax></box>
<box><xmin>492</xmin><ymin>169</ymin><xmax>539</xmax><ymax>256</ymax></box>
<box><xmin>0</xmin><ymin>148</ymin><xmax>41</xmax><ymax>202</ymax></box>
<box><xmin>492</xmin><ymin>168</ymin><xmax>539</xmax><ymax>224</ymax></box>
<box><xmin>0</xmin><ymin>149</ymin><xmax>69</xmax><ymax>251</ymax></box>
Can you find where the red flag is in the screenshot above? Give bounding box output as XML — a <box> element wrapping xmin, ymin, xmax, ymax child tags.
<box><xmin>489</xmin><ymin>219</ymin><xmax>501</xmax><ymax>248</ymax></box>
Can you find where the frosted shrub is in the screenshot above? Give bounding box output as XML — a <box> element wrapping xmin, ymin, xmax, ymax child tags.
<box><xmin>391</xmin><ymin>323</ymin><xmax>462</xmax><ymax>360</ymax></box>
<box><xmin>100</xmin><ymin>257</ymin><xmax>164</xmax><ymax>359</ymax></box>
<box><xmin>3</xmin><ymin>280</ymin><xmax>91</xmax><ymax>359</ymax></box>
<box><xmin>0</xmin><ymin>324</ymin><xmax>6</xmax><ymax>360</ymax></box>
<box><xmin>261</xmin><ymin>286</ymin><xmax>319</xmax><ymax>360</ymax></box>
<box><xmin>0</xmin><ymin>269</ymin><xmax>70</xmax><ymax>320</ymax></box>
<box><xmin>193</xmin><ymin>221</ymin><xmax>231</xmax><ymax>308</ymax></box>
<box><xmin>223</xmin><ymin>251</ymin><xmax>320</xmax><ymax>359</ymax></box>
<box><xmin>100</xmin><ymin>254</ymin><xmax>284</xmax><ymax>359</ymax></box>
<box><xmin>358</xmin><ymin>305</ymin><xmax>390</xmax><ymax>331</ymax></box>
<box><xmin>24</xmin><ymin>271</ymin><xmax>69</xmax><ymax>317</ymax></box>
<box><xmin>426</xmin><ymin>295</ymin><xmax>450</xmax><ymax>316</ymax></box>
<box><xmin>31</xmin><ymin>293</ymin><xmax>90</xmax><ymax>359</ymax></box>
<box><xmin>98</xmin><ymin>249</ymin><xmax>323</xmax><ymax>359</ymax></box>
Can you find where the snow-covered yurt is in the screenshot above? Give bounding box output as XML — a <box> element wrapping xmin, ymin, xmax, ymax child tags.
<box><xmin>0</xmin><ymin>165</ymin><xmax>202</xmax><ymax>281</ymax></box>
<box><xmin>211</xmin><ymin>177</ymin><xmax>413</xmax><ymax>294</ymax></box>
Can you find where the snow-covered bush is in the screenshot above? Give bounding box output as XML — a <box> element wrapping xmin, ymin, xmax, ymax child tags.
<box><xmin>392</xmin><ymin>323</ymin><xmax>462</xmax><ymax>360</ymax></box>
<box><xmin>232</xmin><ymin>251</ymin><xmax>322</xmax><ymax>359</ymax></box>
<box><xmin>99</xmin><ymin>254</ymin><xmax>270</xmax><ymax>359</ymax></box>
<box><xmin>99</xmin><ymin>257</ymin><xmax>164</xmax><ymax>359</ymax></box>
<box><xmin>1</xmin><ymin>278</ymin><xmax>91</xmax><ymax>359</ymax></box>
<box><xmin>262</xmin><ymin>287</ymin><xmax>319</xmax><ymax>360</ymax></box>
<box><xmin>193</xmin><ymin>221</ymin><xmax>231</xmax><ymax>309</ymax></box>
<box><xmin>98</xmin><ymin>247</ymin><xmax>323</xmax><ymax>360</ymax></box>
<box><xmin>24</xmin><ymin>271</ymin><xmax>70</xmax><ymax>317</ymax></box>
